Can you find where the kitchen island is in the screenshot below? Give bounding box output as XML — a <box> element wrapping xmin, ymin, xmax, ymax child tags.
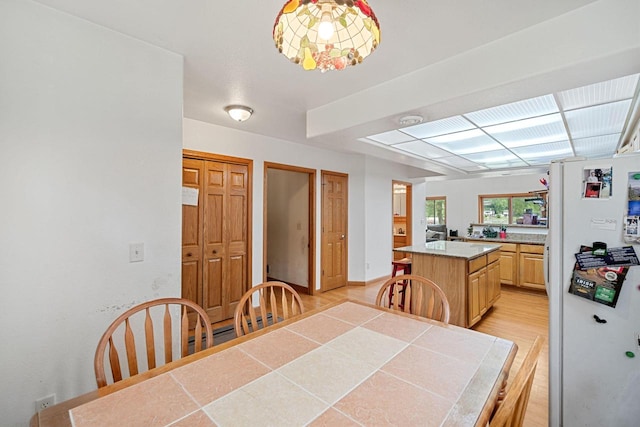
<box><xmin>395</xmin><ymin>241</ymin><xmax>502</xmax><ymax>328</ymax></box>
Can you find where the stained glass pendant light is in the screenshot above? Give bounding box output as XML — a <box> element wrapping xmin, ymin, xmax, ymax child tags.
<box><xmin>273</xmin><ymin>0</ymin><xmax>380</xmax><ymax>72</ymax></box>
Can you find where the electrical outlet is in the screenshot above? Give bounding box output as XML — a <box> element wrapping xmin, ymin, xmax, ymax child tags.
<box><xmin>35</xmin><ymin>394</ymin><xmax>55</xmax><ymax>412</ymax></box>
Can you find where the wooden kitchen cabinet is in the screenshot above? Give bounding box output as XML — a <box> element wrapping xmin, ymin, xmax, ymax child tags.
<box><xmin>393</xmin><ymin>235</ymin><xmax>407</xmax><ymax>260</ymax></box>
<box><xmin>486</xmin><ymin>255</ymin><xmax>501</xmax><ymax>305</ymax></box>
<box><xmin>499</xmin><ymin>243</ymin><xmax>518</xmax><ymax>285</ymax></box>
<box><xmin>467</xmin><ymin>239</ymin><xmax>545</xmax><ymax>291</ymax></box>
<box><xmin>468</xmin><ymin>250</ymin><xmax>501</xmax><ymax>326</ymax></box>
<box><xmin>468</xmin><ymin>267</ymin><xmax>486</xmax><ymax>326</ymax></box>
<box><xmin>519</xmin><ymin>244</ymin><xmax>545</xmax><ymax>290</ymax></box>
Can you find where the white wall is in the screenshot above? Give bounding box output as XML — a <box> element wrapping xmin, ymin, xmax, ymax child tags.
<box><xmin>424</xmin><ymin>172</ymin><xmax>547</xmax><ymax>236</ymax></box>
<box><xmin>0</xmin><ymin>1</ymin><xmax>183</xmax><ymax>425</ymax></box>
<box><xmin>266</xmin><ymin>169</ymin><xmax>309</xmax><ymax>287</ymax></box>
<box><xmin>184</xmin><ymin>119</ymin><xmax>366</xmax><ymax>287</ymax></box>
<box><xmin>362</xmin><ymin>157</ymin><xmax>428</xmax><ymax>281</ymax></box>
<box><xmin>184</xmin><ymin>119</ymin><xmax>425</xmax><ymax>285</ymax></box>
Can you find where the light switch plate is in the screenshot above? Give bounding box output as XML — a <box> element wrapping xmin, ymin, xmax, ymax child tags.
<box><xmin>129</xmin><ymin>243</ymin><xmax>144</xmax><ymax>262</ymax></box>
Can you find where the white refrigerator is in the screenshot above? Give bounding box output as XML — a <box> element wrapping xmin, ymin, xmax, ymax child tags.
<box><xmin>548</xmin><ymin>154</ymin><xmax>640</xmax><ymax>426</ymax></box>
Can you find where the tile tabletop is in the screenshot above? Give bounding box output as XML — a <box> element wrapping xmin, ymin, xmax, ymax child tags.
<box><xmin>46</xmin><ymin>301</ymin><xmax>516</xmax><ymax>427</ymax></box>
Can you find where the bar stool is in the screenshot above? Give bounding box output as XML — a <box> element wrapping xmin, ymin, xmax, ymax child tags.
<box><xmin>390</xmin><ymin>258</ymin><xmax>412</xmax><ymax>307</ymax></box>
<box><xmin>391</xmin><ymin>257</ymin><xmax>412</xmax><ymax>276</ymax></box>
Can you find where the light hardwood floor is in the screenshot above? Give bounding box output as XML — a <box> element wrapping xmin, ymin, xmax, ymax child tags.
<box><xmin>297</xmin><ymin>282</ymin><xmax>549</xmax><ymax>427</ymax></box>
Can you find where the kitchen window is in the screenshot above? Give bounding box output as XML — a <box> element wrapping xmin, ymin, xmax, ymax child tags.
<box><xmin>426</xmin><ymin>196</ymin><xmax>446</xmax><ymax>225</ymax></box>
<box><xmin>479</xmin><ymin>193</ymin><xmax>547</xmax><ymax>226</ymax></box>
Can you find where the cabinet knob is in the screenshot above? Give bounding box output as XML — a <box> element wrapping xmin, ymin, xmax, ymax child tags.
<box><xmin>186</xmin><ymin>252</ymin><xmax>192</xmax><ymax>257</ymax></box>
<box><xmin>212</xmin><ymin>250</ymin><xmax>217</xmax><ymax>254</ymax></box>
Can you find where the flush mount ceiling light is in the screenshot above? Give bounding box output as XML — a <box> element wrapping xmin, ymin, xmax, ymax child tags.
<box><xmin>224</xmin><ymin>105</ymin><xmax>253</xmax><ymax>122</ymax></box>
<box><xmin>273</xmin><ymin>0</ymin><xmax>381</xmax><ymax>72</ymax></box>
<box><xmin>399</xmin><ymin>115</ymin><xmax>424</xmax><ymax>126</ymax></box>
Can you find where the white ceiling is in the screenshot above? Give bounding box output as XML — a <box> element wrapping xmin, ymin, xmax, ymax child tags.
<box><xmin>34</xmin><ymin>0</ymin><xmax>640</xmax><ymax>179</ymax></box>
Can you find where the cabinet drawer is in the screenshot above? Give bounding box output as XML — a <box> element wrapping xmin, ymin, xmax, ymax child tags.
<box><xmin>469</xmin><ymin>255</ymin><xmax>487</xmax><ymax>273</ymax></box>
<box><xmin>500</xmin><ymin>243</ymin><xmax>517</xmax><ymax>252</ymax></box>
<box><xmin>520</xmin><ymin>244</ymin><xmax>544</xmax><ymax>254</ymax></box>
<box><xmin>487</xmin><ymin>249</ymin><xmax>500</xmax><ymax>264</ymax></box>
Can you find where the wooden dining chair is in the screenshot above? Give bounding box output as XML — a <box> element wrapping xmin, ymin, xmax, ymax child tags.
<box><xmin>94</xmin><ymin>298</ymin><xmax>213</xmax><ymax>388</ymax></box>
<box><xmin>375</xmin><ymin>274</ymin><xmax>450</xmax><ymax>324</ymax></box>
<box><xmin>489</xmin><ymin>335</ymin><xmax>545</xmax><ymax>427</ymax></box>
<box><xmin>234</xmin><ymin>281</ymin><xmax>305</xmax><ymax>337</ymax></box>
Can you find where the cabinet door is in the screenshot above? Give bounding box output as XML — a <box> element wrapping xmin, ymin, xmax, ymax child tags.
<box><xmin>499</xmin><ymin>251</ymin><xmax>517</xmax><ymax>285</ymax></box>
<box><xmin>468</xmin><ymin>267</ymin><xmax>487</xmax><ymax>327</ymax></box>
<box><xmin>486</xmin><ymin>260</ymin><xmax>501</xmax><ymax>305</ymax></box>
<box><xmin>519</xmin><ymin>252</ymin><xmax>545</xmax><ymax>290</ymax></box>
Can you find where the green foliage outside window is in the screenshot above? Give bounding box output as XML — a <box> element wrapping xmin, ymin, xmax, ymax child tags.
<box><xmin>482</xmin><ymin>195</ymin><xmax>545</xmax><ymax>225</ymax></box>
<box><xmin>426</xmin><ymin>198</ymin><xmax>446</xmax><ymax>225</ymax></box>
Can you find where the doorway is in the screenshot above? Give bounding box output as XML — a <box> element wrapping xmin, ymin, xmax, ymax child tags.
<box><xmin>264</xmin><ymin>163</ymin><xmax>315</xmax><ymax>295</ymax></box>
<box><xmin>392</xmin><ymin>181</ymin><xmax>412</xmax><ymax>260</ymax></box>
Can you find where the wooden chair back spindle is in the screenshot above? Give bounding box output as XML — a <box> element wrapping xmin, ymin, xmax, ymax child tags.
<box><xmin>94</xmin><ymin>298</ymin><xmax>212</xmax><ymax>388</ymax></box>
<box><xmin>375</xmin><ymin>274</ymin><xmax>450</xmax><ymax>324</ymax></box>
<box><xmin>234</xmin><ymin>281</ymin><xmax>305</xmax><ymax>337</ymax></box>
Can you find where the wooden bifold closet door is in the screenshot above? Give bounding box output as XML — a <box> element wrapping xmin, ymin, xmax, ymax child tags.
<box><xmin>182</xmin><ymin>153</ymin><xmax>250</xmax><ymax>323</ymax></box>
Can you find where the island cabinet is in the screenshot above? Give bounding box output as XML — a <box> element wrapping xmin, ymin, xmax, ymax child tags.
<box><xmin>395</xmin><ymin>241</ymin><xmax>501</xmax><ymax>328</ymax></box>
<box><xmin>468</xmin><ymin>250</ymin><xmax>501</xmax><ymax>326</ymax></box>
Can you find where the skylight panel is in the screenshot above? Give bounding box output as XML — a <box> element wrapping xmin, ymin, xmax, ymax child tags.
<box><xmin>483</xmin><ymin>113</ymin><xmax>568</xmax><ymax>148</ymax></box>
<box><xmin>425</xmin><ymin>129</ymin><xmax>503</xmax><ymax>155</ymax></box>
<box><xmin>510</xmin><ymin>140</ymin><xmax>574</xmax><ymax>161</ymax></box>
<box><xmin>461</xmin><ymin>149</ymin><xmax>527</xmax><ymax>168</ymax></box>
<box><xmin>558</xmin><ymin>74</ymin><xmax>639</xmax><ymax>111</ymax></box>
<box><xmin>464</xmin><ymin>95</ymin><xmax>558</xmax><ymax>127</ymax></box>
<box><xmin>573</xmin><ymin>134</ymin><xmax>620</xmax><ymax>158</ymax></box>
<box><xmin>400</xmin><ymin>115</ymin><xmax>474</xmax><ymax>139</ymax></box>
<box><xmin>393</xmin><ymin>140</ymin><xmax>452</xmax><ymax>159</ymax></box>
<box><xmin>565</xmin><ymin>99</ymin><xmax>632</xmax><ymax>139</ymax></box>
<box><xmin>433</xmin><ymin>156</ymin><xmax>488</xmax><ymax>171</ymax></box>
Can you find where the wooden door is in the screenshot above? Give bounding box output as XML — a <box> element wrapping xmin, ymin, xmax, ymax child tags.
<box><xmin>225</xmin><ymin>163</ymin><xmax>249</xmax><ymax>318</ymax></box>
<box><xmin>182</xmin><ymin>152</ymin><xmax>251</xmax><ymax>323</ymax></box>
<box><xmin>182</xmin><ymin>159</ymin><xmax>204</xmax><ymax>306</ymax></box>
<box><xmin>321</xmin><ymin>171</ymin><xmax>348</xmax><ymax>292</ymax></box>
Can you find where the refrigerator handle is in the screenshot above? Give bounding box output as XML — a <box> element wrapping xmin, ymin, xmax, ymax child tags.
<box><xmin>544</xmin><ymin>234</ymin><xmax>550</xmax><ymax>294</ymax></box>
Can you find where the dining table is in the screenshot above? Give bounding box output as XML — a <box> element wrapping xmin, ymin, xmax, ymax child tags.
<box><xmin>31</xmin><ymin>299</ymin><xmax>517</xmax><ymax>427</ymax></box>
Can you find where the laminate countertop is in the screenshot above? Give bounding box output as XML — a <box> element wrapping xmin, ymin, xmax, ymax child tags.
<box><xmin>395</xmin><ymin>240</ymin><xmax>501</xmax><ymax>260</ymax></box>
